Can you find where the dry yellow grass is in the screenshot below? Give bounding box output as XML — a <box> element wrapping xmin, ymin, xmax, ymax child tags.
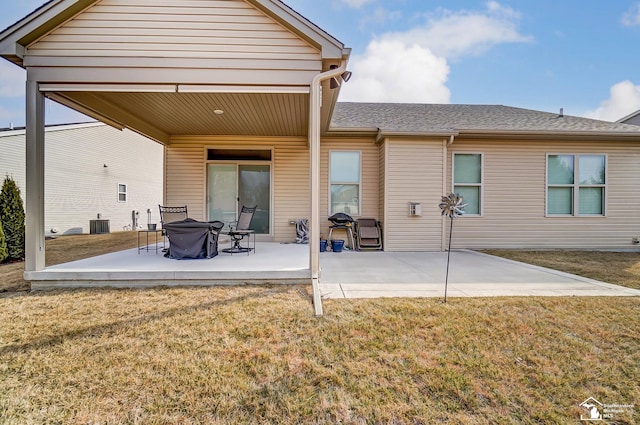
<box><xmin>482</xmin><ymin>250</ymin><xmax>640</xmax><ymax>290</ymax></box>
<box><xmin>0</xmin><ymin>235</ymin><xmax>639</xmax><ymax>423</ymax></box>
<box><xmin>0</xmin><ymin>288</ymin><xmax>637</xmax><ymax>424</ymax></box>
<box><xmin>0</xmin><ymin>231</ymin><xmax>139</xmax><ymax>292</ymax></box>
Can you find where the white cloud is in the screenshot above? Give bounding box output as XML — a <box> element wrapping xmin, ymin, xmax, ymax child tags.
<box><xmin>391</xmin><ymin>2</ymin><xmax>533</xmax><ymax>59</ymax></box>
<box><xmin>339</xmin><ymin>1</ymin><xmax>531</xmax><ymax>103</ymax></box>
<box><xmin>334</xmin><ymin>0</ymin><xmax>374</xmax><ymax>9</ymax></box>
<box><xmin>339</xmin><ymin>39</ymin><xmax>450</xmax><ymax>103</ymax></box>
<box><xmin>622</xmin><ymin>3</ymin><xmax>640</xmax><ymax>26</ymax></box>
<box><xmin>359</xmin><ymin>7</ymin><xmax>402</xmax><ymax>30</ymax></box>
<box><xmin>584</xmin><ymin>81</ymin><xmax>640</xmax><ymax>121</ymax></box>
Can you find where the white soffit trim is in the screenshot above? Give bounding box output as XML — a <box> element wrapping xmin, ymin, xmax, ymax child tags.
<box><xmin>177</xmin><ymin>85</ymin><xmax>310</xmax><ymax>94</ymax></box>
<box><xmin>39</xmin><ymin>84</ymin><xmax>178</xmax><ymax>92</ymax></box>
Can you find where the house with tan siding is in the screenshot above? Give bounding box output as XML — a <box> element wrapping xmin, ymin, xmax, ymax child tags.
<box><xmin>2</xmin><ymin>0</ymin><xmax>640</xmax><ymax>290</ymax></box>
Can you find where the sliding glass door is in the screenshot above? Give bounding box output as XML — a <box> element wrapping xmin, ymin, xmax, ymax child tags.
<box><xmin>207</xmin><ymin>164</ymin><xmax>271</xmax><ymax>234</ymax></box>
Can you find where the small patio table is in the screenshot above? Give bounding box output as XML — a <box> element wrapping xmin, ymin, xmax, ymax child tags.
<box><xmin>138</xmin><ymin>229</ymin><xmax>162</xmax><ymax>254</ymax></box>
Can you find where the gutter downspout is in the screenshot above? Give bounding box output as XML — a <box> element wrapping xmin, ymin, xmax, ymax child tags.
<box><xmin>309</xmin><ymin>61</ymin><xmax>347</xmax><ymax>316</ymax></box>
<box><xmin>442</xmin><ymin>134</ymin><xmax>455</xmax><ymax>251</ymax></box>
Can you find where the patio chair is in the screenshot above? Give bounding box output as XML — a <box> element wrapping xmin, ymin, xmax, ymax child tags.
<box><xmin>355</xmin><ymin>218</ymin><xmax>382</xmax><ymax>251</ymax></box>
<box><xmin>222</xmin><ymin>205</ymin><xmax>257</xmax><ymax>255</ymax></box>
<box><xmin>159</xmin><ymin>205</ymin><xmax>188</xmax><ymax>226</ymax></box>
<box><xmin>163</xmin><ymin>218</ymin><xmax>224</xmax><ymax>259</ymax></box>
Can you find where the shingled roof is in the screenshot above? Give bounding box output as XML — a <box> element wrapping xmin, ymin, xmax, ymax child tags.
<box><xmin>331</xmin><ymin>103</ymin><xmax>640</xmax><ymax>136</ymax></box>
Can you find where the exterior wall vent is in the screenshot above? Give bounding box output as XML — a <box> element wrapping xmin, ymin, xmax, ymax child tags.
<box><xmin>409</xmin><ymin>202</ymin><xmax>422</xmax><ymax>217</ymax></box>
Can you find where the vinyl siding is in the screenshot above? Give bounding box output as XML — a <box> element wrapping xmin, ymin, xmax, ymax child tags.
<box><xmin>166</xmin><ymin>136</ymin><xmax>379</xmax><ymax>242</ymax></box>
<box><xmin>384</xmin><ymin>138</ymin><xmax>445</xmax><ymax>251</ymax></box>
<box><xmin>166</xmin><ymin>137</ymin><xmax>310</xmax><ymax>242</ymax></box>
<box><xmin>448</xmin><ymin>138</ymin><xmax>640</xmax><ymax>248</ymax></box>
<box><xmin>320</xmin><ymin>137</ymin><xmax>379</xmax><ymax>242</ymax></box>
<box><xmin>0</xmin><ymin>123</ymin><xmax>163</xmax><ymax>235</ymax></box>
<box><xmin>26</xmin><ymin>0</ymin><xmax>321</xmax><ymax>85</ymax></box>
<box><xmin>25</xmin><ymin>0</ymin><xmax>321</xmax><ymax>84</ymax></box>
<box><xmin>164</xmin><ymin>144</ymin><xmax>206</xmax><ymax>220</ymax></box>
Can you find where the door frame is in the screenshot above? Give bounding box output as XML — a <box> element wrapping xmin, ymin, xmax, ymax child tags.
<box><xmin>204</xmin><ymin>145</ymin><xmax>275</xmax><ymax>236</ymax></box>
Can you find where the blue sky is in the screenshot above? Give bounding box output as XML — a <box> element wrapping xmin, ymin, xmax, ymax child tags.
<box><xmin>1</xmin><ymin>0</ymin><xmax>640</xmax><ymax>126</ymax></box>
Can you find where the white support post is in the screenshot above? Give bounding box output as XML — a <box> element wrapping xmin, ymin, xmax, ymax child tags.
<box><xmin>309</xmin><ymin>79</ymin><xmax>323</xmax><ymax>316</ymax></box>
<box><xmin>309</xmin><ymin>63</ymin><xmax>347</xmax><ymax>316</ymax></box>
<box><xmin>25</xmin><ymin>79</ymin><xmax>46</xmax><ymax>272</ymax></box>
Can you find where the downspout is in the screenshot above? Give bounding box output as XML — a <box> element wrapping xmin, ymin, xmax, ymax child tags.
<box><xmin>309</xmin><ymin>61</ymin><xmax>347</xmax><ymax>316</ymax></box>
<box><xmin>442</xmin><ymin>134</ymin><xmax>455</xmax><ymax>251</ymax></box>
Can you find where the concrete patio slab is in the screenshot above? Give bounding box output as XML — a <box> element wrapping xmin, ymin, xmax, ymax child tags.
<box><xmin>318</xmin><ymin>250</ymin><xmax>640</xmax><ymax>298</ymax></box>
<box><xmin>25</xmin><ymin>242</ymin><xmax>640</xmax><ymax>298</ymax></box>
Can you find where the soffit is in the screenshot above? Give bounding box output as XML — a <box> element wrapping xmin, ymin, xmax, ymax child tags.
<box><xmin>55</xmin><ymin>91</ymin><xmax>311</xmax><ymax>140</ymax></box>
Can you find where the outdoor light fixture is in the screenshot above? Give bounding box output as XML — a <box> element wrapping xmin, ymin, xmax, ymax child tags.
<box><xmin>213</xmin><ymin>109</ymin><xmax>224</xmax><ymax>115</ymax></box>
<box><xmin>329</xmin><ymin>64</ymin><xmax>353</xmax><ymax>89</ymax></box>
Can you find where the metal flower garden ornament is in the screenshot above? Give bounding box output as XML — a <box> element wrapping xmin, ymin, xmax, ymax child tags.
<box><xmin>439</xmin><ymin>193</ymin><xmax>467</xmax><ymax>303</ymax></box>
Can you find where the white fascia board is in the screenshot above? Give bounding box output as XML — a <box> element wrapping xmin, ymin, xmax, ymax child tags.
<box><xmin>177</xmin><ymin>85</ymin><xmax>309</xmax><ymax>94</ymax></box>
<box><xmin>39</xmin><ymin>83</ymin><xmax>178</xmax><ymax>93</ymax></box>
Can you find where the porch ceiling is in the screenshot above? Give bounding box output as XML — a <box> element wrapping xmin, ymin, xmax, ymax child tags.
<box><xmin>53</xmin><ymin>90</ymin><xmax>311</xmax><ymax>142</ymax></box>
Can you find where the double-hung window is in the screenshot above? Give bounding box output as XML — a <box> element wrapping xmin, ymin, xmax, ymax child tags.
<box><xmin>329</xmin><ymin>151</ymin><xmax>360</xmax><ymax>215</ymax></box>
<box><xmin>453</xmin><ymin>153</ymin><xmax>482</xmax><ymax>215</ymax></box>
<box><xmin>547</xmin><ymin>154</ymin><xmax>606</xmax><ymax>216</ymax></box>
<box><xmin>118</xmin><ymin>183</ymin><xmax>127</xmax><ymax>202</ymax></box>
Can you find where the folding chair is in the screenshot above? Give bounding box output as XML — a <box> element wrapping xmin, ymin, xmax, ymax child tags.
<box><xmin>355</xmin><ymin>218</ymin><xmax>382</xmax><ymax>251</ymax></box>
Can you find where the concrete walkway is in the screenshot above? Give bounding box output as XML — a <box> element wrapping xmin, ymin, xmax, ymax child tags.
<box><xmin>318</xmin><ymin>250</ymin><xmax>640</xmax><ymax>299</ymax></box>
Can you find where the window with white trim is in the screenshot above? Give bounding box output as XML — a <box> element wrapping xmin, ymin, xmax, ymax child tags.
<box><xmin>547</xmin><ymin>154</ymin><xmax>606</xmax><ymax>216</ymax></box>
<box><xmin>118</xmin><ymin>183</ymin><xmax>127</xmax><ymax>202</ymax></box>
<box><xmin>329</xmin><ymin>151</ymin><xmax>360</xmax><ymax>215</ymax></box>
<box><xmin>453</xmin><ymin>153</ymin><xmax>482</xmax><ymax>215</ymax></box>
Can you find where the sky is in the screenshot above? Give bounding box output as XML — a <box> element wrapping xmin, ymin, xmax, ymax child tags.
<box><xmin>1</xmin><ymin>0</ymin><xmax>640</xmax><ymax>127</ymax></box>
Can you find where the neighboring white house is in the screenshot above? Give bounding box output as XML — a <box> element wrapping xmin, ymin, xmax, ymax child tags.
<box><xmin>0</xmin><ymin>122</ymin><xmax>163</xmax><ymax>236</ymax></box>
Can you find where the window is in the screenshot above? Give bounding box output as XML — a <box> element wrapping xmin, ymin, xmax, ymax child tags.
<box><xmin>330</xmin><ymin>151</ymin><xmax>360</xmax><ymax>215</ymax></box>
<box><xmin>118</xmin><ymin>183</ymin><xmax>127</xmax><ymax>202</ymax></box>
<box><xmin>547</xmin><ymin>154</ymin><xmax>606</xmax><ymax>216</ymax></box>
<box><xmin>453</xmin><ymin>153</ymin><xmax>482</xmax><ymax>215</ymax></box>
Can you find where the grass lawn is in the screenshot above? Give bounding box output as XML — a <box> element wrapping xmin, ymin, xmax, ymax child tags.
<box><xmin>0</xmin><ymin>234</ymin><xmax>638</xmax><ymax>423</ymax></box>
<box><xmin>0</xmin><ymin>231</ymin><xmax>140</xmax><ymax>293</ymax></box>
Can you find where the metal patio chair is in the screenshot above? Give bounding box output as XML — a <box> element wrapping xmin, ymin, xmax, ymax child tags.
<box><xmin>159</xmin><ymin>205</ymin><xmax>188</xmax><ymax>249</ymax></box>
<box><xmin>222</xmin><ymin>205</ymin><xmax>257</xmax><ymax>255</ymax></box>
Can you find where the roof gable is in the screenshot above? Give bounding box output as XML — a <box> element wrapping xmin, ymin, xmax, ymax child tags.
<box><xmin>0</xmin><ymin>0</ymin><xmax>347</xmax><ymax>67</ymax></box>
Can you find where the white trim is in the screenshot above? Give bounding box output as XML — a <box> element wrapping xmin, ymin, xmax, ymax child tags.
<box><xmin>451</xmin><ymin>152</ymin><xmax>483</xmax><ymax>217</ymax></box>
<box><xmin>328</xmin><ymin>150</ymin><xmax>362</xmax><ymax>217</ymax></box>
<box><xmin>545</xmin><ymin>153</ymin><xmax>607</xmax><ymax>217</ymax></box>
<box><xmin>40</xmin><ymin>84</ymin><xmax>178</xmax><ymax>92</ymax></box>
<box><xmin>117</xmin><ymin>183</ymin><xmax>127</xmax><ymax>203</ymax></box>
<box><xmin>178</xmin><ymin>85</ymin><xmax>309</xmax><ymax>94</ymax></box>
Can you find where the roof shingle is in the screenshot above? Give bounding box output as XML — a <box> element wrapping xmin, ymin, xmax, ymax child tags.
<box><xmin>331</xmin><ymin>103</ymin><xmax>640</xmax><ymax>135</ymax></box>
